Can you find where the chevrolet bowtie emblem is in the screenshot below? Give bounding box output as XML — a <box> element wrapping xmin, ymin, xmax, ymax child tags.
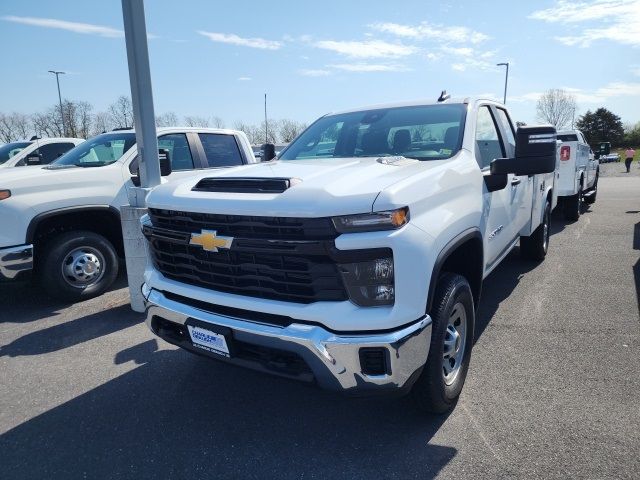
<box><xmin>189</xmin><ymin>230</ymin><xmax>233</xmax><ymax>252</ymax></box>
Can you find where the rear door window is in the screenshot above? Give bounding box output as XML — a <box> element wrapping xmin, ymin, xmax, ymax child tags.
<box><xmin>198</xmin><ymin>134</ymin><xmax>244</xmax><ymax>167</ymax></box>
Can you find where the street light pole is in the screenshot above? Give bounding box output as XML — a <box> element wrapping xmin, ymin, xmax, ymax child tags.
<box><xmin>496</xmin><ymin>62</ymin><xmax>509</xmax><ymax>104</ymax></box>
<box><xmin>48</xmin><ymin>70</ymin><xmax>66</xmax><ymax>136</ymax></box>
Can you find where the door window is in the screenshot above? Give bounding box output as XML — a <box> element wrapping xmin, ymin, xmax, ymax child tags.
<box><xmin>495</xmin><ymin>109</ymin><xmax>516</xmax><ymax>157</ymax></box>
<box><xmin>198</xmin><ymin>134</ymin><xmax>244</xmax><ymax>167</ymax></box>
<box><xmin>158</xmin><ymin>134</ymin><xmax>194</xmax><ymax>171</ymax></box>
<box><xmin>32</xmin><ymin>142</ymin><xmax>76</xmax><ymax>164</ymax></box>
<box><xmin>475</xmin><ymin>106</ymin><xmax>505</xmax><ymax>169</ymax></box>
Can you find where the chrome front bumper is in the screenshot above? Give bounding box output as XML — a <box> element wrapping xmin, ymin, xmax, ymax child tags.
<box><xmin>0</xmin><ymin>244</ymin><xmax>33</xmax><ymax>281</ymax></box>
<box><xmin>144</xmin><ymin>287</ymin><xmax>432</xmax><ymax>393</ymax></box>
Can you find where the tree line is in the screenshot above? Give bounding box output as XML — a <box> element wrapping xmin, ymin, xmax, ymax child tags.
<box><xmin>535</xmin><ymin>88</ymin><xmax>637</xmax><ymax>147</ymax></box>
<box><xmin>0</xmin><ymin>95</ymin><xmax>307</xmax><ymax>145</ymax></box>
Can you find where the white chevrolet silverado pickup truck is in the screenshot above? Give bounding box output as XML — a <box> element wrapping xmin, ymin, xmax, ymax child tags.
<box><xmin>141</xmin><ymin>98</ymin><xmax>557</xmax><ymax>412</ymax></box>
<box><xmin>556</xmin><ymin>130</ymin><xmax>598</xmax><ymax>220</ymax></box>
<box><xmin>0</xmin><ymin>127</ymin><xmax>255</xmax><ymax>300</ymax></box>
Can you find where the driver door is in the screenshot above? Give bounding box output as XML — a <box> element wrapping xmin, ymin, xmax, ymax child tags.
<box><xmin>476</xmin><ymin>105</ymin><xmax>516</xmax><ymax>269</ymax></box>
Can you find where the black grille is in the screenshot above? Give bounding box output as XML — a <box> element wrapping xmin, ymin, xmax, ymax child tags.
<box><xmin>148</xmin><ymin>208</ymin><xmax>337</xmax><ymax>240</ymax></box>
<box><xmin>145</xmin><ymin>209</ymin><xmax>348</xmax><ymax>303</ymax></box>
<box><xmin>192</xmin><ymin>177</ymin><xmax>293</xmax><ymax>194</ymax></box>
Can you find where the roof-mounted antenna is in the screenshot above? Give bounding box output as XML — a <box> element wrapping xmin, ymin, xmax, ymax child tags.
<box><xmin>30</xmin><ymin>135</ymin><xmax>41</xmax><ymax>141</ymax></box>
<box><xmin>437</xmin><ymin>90</ymin><xmax>451</xmax><ymax>102</ymax></box>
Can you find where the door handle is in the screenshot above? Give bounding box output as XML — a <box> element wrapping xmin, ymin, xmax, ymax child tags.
<box><xmin>511</xmin><ymin>177</ymin><xmax>521</xmax><ymax>186</ymax></box>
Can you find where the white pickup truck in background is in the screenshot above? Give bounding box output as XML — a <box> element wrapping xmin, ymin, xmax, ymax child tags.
<box><xmin>0</xmin><ymin>127</ymin><xmax>256</xmax><ymax>300</ymax></box>
<box><xmin>0</xmin><ymin>137</ymin><xmax>84</xmax><ymax>170</ymax></box>
<box><xmin>556</xmin><ymin>130</ymin><xmax>598</xmax><ymax>220</ymax></box>
<box><xmin>141</xmin><ymin>97</ymin><xmax>557</xmax><ymax>412</ymax></box>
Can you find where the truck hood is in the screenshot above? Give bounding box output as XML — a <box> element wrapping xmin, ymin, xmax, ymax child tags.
<box><xmin>147</xmin><ymin>157</ymin><xmax>434</xmax><ymax>217</ymax></box>
<box><xmin>0</xmin><ymin>164</ymin><xmax>122</xmax><ymax>201</ymax></box>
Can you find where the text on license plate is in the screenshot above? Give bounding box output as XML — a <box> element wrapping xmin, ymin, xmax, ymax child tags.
<box><xmin>187</xmin><ymin>325</ymin><xmax>230</xmax><ymax>357</ymax></box>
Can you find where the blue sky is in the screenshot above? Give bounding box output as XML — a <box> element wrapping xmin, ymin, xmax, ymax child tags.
<box><xmin>1</xmin><ymin>0</ymin><xmax>639</xmax><ymax>126</ymax></box>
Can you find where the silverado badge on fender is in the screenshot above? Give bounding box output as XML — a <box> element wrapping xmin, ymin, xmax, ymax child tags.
<box><xmin>189</xmin><ymin>230</ymin><xmax>233</xmax><ymax>252</ymax></box>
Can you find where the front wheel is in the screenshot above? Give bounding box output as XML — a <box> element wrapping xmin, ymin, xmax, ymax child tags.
<box><xmin>520</xmin><ymin>199</ymin><xmax>551</xmax><ymax>261</ymax></box>
<box><xmin>39</xmin><ymin>230</ymin><xmax>119</xmax><ymax>302</ymax></box>
<box><xmin>411</xmin><ymin>273</ymin><xmax>475</xmax><ymax>413</ymax></box>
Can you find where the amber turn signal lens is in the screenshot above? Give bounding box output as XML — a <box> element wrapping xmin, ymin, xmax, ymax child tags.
<box><xmin>0</xmin><ymin>190</ymin><xmax>11</xmax><ymax>200</ymax></box>
<box><xmin>391</xmin><ymin>208</ymin><xmax>408</xmax><ymax>227</ymax></box>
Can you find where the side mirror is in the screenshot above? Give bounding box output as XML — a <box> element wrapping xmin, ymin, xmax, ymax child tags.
<box><xmin>483</xmin><ymin>171</ymin><xmax>508</xmax><ymax>192</ymax></box>
<box><xmin>261</xmin><ymin>143</ymin><xmax>276</xmax><ymax>162</ymax></box>
<box><xmin>25</xmin><ymin>154</ymin><xmax>41</xmax><ymax>166</ymax></box>
<box><xmin>491</xmin><ymin>125</ymin><xmax>557</xmax><ymax>176</ymax></box>
<box><xmin>159</xmin><ymin>148</ymin><xmax>172</xmax><ymax>176</ymax></box>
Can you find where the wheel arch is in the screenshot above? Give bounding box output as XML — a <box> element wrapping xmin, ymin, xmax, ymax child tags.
<box><xmin>427</xmin><ymin>228</ymin><xmax>484</xmax><ymax>314</ymax></box>
<box><xmin>27</xmin><ymin>206</ymin><xmax>124</xmax><ymax>257</ymax></box>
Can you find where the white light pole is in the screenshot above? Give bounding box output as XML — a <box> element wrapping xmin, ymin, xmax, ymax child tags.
<box><xmin>120</xmin><ymin>0</ymin><xmax>160</xmax><ymax>311</ymax></box>
<box><xmin>496</xmin><ymin>62</ymin><xmax>509</xmax><ymax>104</ymax></box>
<box><xmin>48</xmin><ymin>70</ymin><xmax>66</xmax><ymax>136</ymax></box>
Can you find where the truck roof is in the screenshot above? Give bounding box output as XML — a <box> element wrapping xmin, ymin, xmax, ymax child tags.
<box><xmin>328</xmin><ymin>96</ymin><xmax>499</xmax><ymax>116</ymax></box>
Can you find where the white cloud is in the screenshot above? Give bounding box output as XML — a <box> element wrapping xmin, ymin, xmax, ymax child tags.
<box><xmin>369</xmin><ymin>21</ymin><xmax>489</xmax><ymax>44</ymax></box>
<box><xmin>2</xmin><ymin>15</ymin><xmax>123</xmax><ymax>37</ymax></box>
<box><xmin>238</xmin><ymin>77</ymin><xmax>251</xmax><ymax>81</ymax></box>
<box><xmin>529</xmin><ymin>0</ymin><xmax>640</xmax><ymax>47</ymax></box>
<box><xmin>298</xmin><ymin>69</ymin><xmax>332</xmax><ymax>77</ymax></box>
<box><xmin>198</xmin><ymin>31</ymin><xmax>282</xmax><ymax>50</ymax></box>
<box><xmin>425</xmin><ymin>52</ymin><xmax>441</xmax><ymax>61</ymax></box>
<box><xmin>314</xmin><ymin>39</ymin><xmax>417</xmax><ymax>58</ymax></box>
<box><xmin>510</xmin><ymin>82</ymin><xmax>640</xmax><ymax>104</ymax></box>
<box><xmin>441</xmin><ymin>46</ymin><xmax>474</xmax><ymax>56</ymax></box>
<box><xmin>329</xmin><ymin>63</ymin><xmax>410</xmax><ymax>72</ymax></box>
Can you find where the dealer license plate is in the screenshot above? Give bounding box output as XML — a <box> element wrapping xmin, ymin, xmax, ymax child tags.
<box><xmin>187</xmin><ymin>325</ymin><xmax>230</xmax><ymax>357</ymax></box>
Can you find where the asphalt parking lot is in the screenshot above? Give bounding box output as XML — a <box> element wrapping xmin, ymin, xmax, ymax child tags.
<box><xmin>1</xmin><ymin>165</ymin><xmax>639</xmax><ymax>479</ymax></box>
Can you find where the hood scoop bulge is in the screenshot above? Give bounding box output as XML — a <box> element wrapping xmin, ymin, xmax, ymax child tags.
<box><xmin>192</xmin><ymin>177</ymin><xmax>300</xmax><ymax>194</ymax></box>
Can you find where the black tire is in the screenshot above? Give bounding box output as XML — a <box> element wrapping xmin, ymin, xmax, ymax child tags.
<box><xmin>520</xmin><ymin>199</ymin><xmax>551</xmax><ymax>261</ymax></box>
<box><xmin>412</xmin><ymin>273</ymin><xmax>475</xmax><ymax>414</ymax></box>
<box><xmin>39</xmin><ymin>230</ymin><xmax>119</xmax><ymax>302</ymax></box>
<box><xmin>563</xmin><ymin>184</ymin><xmax>582</xmax><ymax>221</ymax></box>
<box><xmin>584</xmin><ymin>174</ymin><xmax>598</xmax><ymax>205</ymax></box>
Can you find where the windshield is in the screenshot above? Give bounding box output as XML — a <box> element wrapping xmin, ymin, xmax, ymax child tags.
<box><xmin>0</xmin><ymin>142</ymin><xmax>31</xmax><ymax>164</ymax></box>
<box><xmin>279</xmin><ymin>104</ymin><xmax>466</xmax><ymax>161</ymax></box>
<box><xmin>50</xmin><ymin>132</ymin><xmax>136</xmax><ymax>167</ymax></box>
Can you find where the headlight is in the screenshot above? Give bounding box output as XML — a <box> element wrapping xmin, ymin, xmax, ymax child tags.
<box><xmin>332</xmin><ymin>207</ymin><xmax>409</xmax><ymax>233</ymax></box>
<box><xmin>340</xmin><ymin>256</ymin><xmax>395</xmax><ymax>306</ymax></box>
<box><xmin>0</xmin><ymin>189</ymin><xmax>11</xmax><ymax>200</ymax></box>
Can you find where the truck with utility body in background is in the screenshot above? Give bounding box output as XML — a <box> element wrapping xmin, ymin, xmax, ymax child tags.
<box><xmin>0</xmin><ymin>127</ymin><xmax>256</xmax><ymax>300</ymax></box>
<box><xmin>556</xmin><ymin>130</ymin><xmax>598</xmax><ymax>220</ymax></box>
<box><xmin>141</xmin><ymin>97</ymin><xmax>558</xmax><ymax>412</ymax></box>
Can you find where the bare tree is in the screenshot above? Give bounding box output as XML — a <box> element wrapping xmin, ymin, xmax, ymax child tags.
<box><xmin>260</xmin><ymin>120</ymin><xmax>279</xmax><ymax>144</ymax></box>
<box><xmin>233</xmin><ymin>121</ymin><xmax>263</xmax><ymax>144</ymax></box>
<box><xmin>536</xmin><ymin>89</ymin><xmax>577</xmax><ymax>129</ymax></box>
<box><xmin>109</xmin><ymin>95</ymin><xmax>134</xmax><ymax>129</ymax></box>
<box><xmin>184</xmin><ymin>115</ymin><xmax>210</xmax><ymax>127</ymax></box>
<box><xmin>0</xmin><ymin>112</ymin><xmax>33</xmax><ymax>142</ymax></box>
<box><xmin>155</xmin><ymin>111</ymin><xmax>179</xmax><ymax>127</ymax></box>
<box><xmin>278</xmin><ymin>119</ymin><xmax>307</xmax><ymax>142</ymax></box>
<box><xmin>31</xmin><ymin>107</ymin><xmax>63</xmax><ymax>138</ymax></box>
<box><xmin>211</xmin><ymin>116</ymin><xmax>225</xmax><ymax>128</ymax></box>
<box><xmin>61</xmin><ymin>100</ymin><xmax>93</xmax><ymax>138</ymax></box>
<box><xmin>92</xmin><ymin>112</ymin><xmax>112</xmax><ymax>135</ymax></box>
